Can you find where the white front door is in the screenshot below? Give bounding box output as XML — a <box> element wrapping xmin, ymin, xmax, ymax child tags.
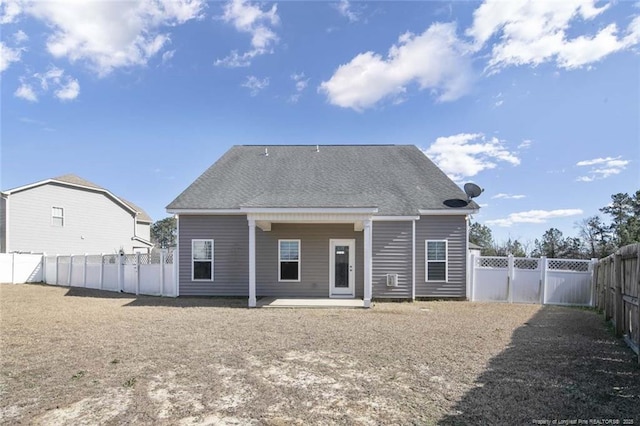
<box><xmin>330</xmin><ymin>239</ymin><xmax>355</xmax><ymax>297</ymax></box>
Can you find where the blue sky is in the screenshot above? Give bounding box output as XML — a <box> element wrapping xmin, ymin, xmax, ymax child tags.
<box><xmin>1</xmin><ymin>0</ymin><xmax>639</xmax><ymax>245</ymax></box>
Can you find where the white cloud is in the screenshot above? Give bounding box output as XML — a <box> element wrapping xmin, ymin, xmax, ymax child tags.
<box><xmin>14</xmin><ymin>83</ymin><xmax>37</xmax><ymax>102</ymax></box>
<box><xmin>491</xmin><ymin>193</ymin><xmax>526</xmax><ymax>199</ymax></box>
<box><xmin>12</xmin><ymin>0</ymin><xmax>204</xmax><ymax>76</ymax></box>
<box><xmin>334</xmin><ymin>0</ymin><xmax>360</xmax><ymax>23</ymax></box>
<box><xmin>292</xmin><ymin>72</ymin><xmax>309</xmax><ymax>92</ymax></box>
<box><xmin>14</xmin><ymin>30</ymin><xmax>28</xmax><ymax>44</ymax></box>
<box><xmin>0</xmin><ymin>0</ymin><xmax>22</xmax><ymax>24</ymax></box>
<box><xmin>467</xmin><ymin>0</ymin><xmax>640</xmax><ymax>71</ymax></box>
<box><xmin>162</xmin><ymin>49</ymin><xmax>176</xmax><ymax>64</ymax></box>
<box><xmin>423</xmin><ymin>133</ymin><xmax>520</xmax><ymax>181</ymax></box>
<box><xmin>319</xmin><ymin>1</ymin><xmax>640</xmax><ymax>110</ymax></box>
<box><xmin>518</xmin><ymin>139</ymin><xmax>532</xmax><ymax>149</ymax></box>
<box><xmin>241</xmin><ymin>75</ymin><xmax>269</xmax><ymax>96</ymax></box>
<box><xmin>0</xmin><ymin>42</ymin><xmax>21</xmax><ymax>72</ymax></box>
<box><xmin>215</xmin><ymin>0</ymin><xmax>279</xmax><ymax>67</ymax></box>
<box><xmin>288</xmin><ymin>72</ymin><xmax>309</xmax><ymax>103</ymax></box>
<box><xmin>576</xmin><ymin>156</ymin><xmax>621</xmax><ymax>166</ymax></box>
<box><xmin>493</xmin><ymin>92</ymin><xmax>504</xmax><ymax>107</ymax></box>
<box><xmin>576</xmin><ymin>155</ymin><xmax>629</xmax><ymax>181</ymax></box>
<box><xmin>15</xmin><ymin>66</ymin><xmax>80</xmax><ymax>102</ymax></box>
<box><xmin>54</xmin><ymin>78</ymin><xmax>80</xmax><ymax>101</ymax></box>
<box><xmin>486</xmin><ymin>209</ymin><xmax>583</xmax><ymax>227</ymax></box>
<box><xmin>319</xmin><ymin>23</ymin><xmax>473</xmax><ymax>111</ymax></box>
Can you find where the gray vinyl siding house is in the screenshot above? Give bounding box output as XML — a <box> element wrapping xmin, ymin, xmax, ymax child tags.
<box><xmin>167</xmin><ymin>145</ymin><xmax>478</xmax><ymax>307</ymax></box>
<box><xmin>1</xmin><ymin>174</ymin><xmax>153</xmax><ymax>254</ymax></box>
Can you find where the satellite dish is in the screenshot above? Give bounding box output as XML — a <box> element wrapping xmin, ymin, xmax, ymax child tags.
<box><xmin>443</xmin><ymin>182</ymin><xmax>484</xmax><ymax>208</ymax></box>
<box><xmin>464</xmin><ymin>183</ymin><xmax>484</xmax><ymax>201</ymax></box>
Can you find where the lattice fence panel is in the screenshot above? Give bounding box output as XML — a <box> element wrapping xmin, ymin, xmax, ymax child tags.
<box><xmin>122</xmin><ymin>254</ymin><xmax>137</xmax><ymax>265</ymax></box>
<box><xmin>72</xmin><ymin>256</ymin><xmax>84</xmax><ymax>264</ymax></box>
<box><xmin>103</xmin><ymin>255</ymin><xmax>118</xmax><ymax>265</ymax></box>
<box><xmin>150</xmin><ymin>253</ymin><xmax>162</xmax><ymax>264</ymax></box>
<box><xmin>57</xmin><ymin>256</ymin><xmax>71</xmax><ymax>264</ymax></box>
<box><xmin>514</xmin><ymin>258</ymin><xmax>540</xmax><ymax>270</ymax></box>
<box><xmin>476</xmin><ymin>257</ymin><xmax>508</xmax><ymax>269</ymax></box>
<box><xmin>165</xmin><ymin>252</ymin><xmax>174</xmax><ymax>264</ymax></box>
<box><xmin>548</xmin><ymin>259</ymin><xmax>590</xmax><ymax>272</ymax></box>
<box><xmin>138</xmin><ymin>254</ymin><xmax>151</xmax><ymax>265</ymax></box>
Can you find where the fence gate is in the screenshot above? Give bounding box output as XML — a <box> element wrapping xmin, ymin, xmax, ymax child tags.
<box><xmin>511</xmin><ymin>258</ymin><xmax>543</xmax><ymax>303</ymax></box>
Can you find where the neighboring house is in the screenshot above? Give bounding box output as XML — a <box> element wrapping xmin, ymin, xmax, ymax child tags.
<box><xmin>166</xmin><ymin>145</ymin><xmax>479</xmax><ymax>307</ymax></box>
<box><xmin>469</xmin><ymin>242</ymin><xmax>483</xmax><ymax>258</ymax></box>
<box><xmin>1</xmin><ymin>174</ymin><xmax>153</xmax><ymax>254</ymax></box>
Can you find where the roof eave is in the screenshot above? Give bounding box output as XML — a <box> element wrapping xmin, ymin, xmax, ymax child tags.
<box><xmin>6</xmin><ymin>178</ymin><xmax>143</xmax><ymax>217</ymax></box>
<box><xmin>167</xmin><ymin>207</ymin><xmax>380</xmax><ymax>215</ymax></box>
<box><xmin>419</xmin><ymin>209</ymin><xmax>478</xmax><ymax>216</ymax></box>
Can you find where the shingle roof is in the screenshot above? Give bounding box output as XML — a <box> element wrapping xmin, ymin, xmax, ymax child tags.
<box><xmin>52</xmin><ymin>174</ymin><xmax>153</xmax><ymax>222</ymax></box>
<box><xmin>53</xmin><ymin>174</ymin><xmax>104</xmax><ymax>190</ymax></box>
<box><xmin>167</xmin><ymin>145</ymin><xmax>478</xmax><ymax>216</ymax></box>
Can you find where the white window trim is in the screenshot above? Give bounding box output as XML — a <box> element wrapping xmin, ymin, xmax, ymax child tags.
<box><xmin>425</xmin><ymin>240</ymin><xmax>448</xmax><ymax>282</ymax></box>
<box><xmin>278</xmin><ymin>239</ymin><xmax>301</xmax><ymax>282</ymax></box>
<box><xmin>192</xmin><ymin>239</ymin><xmax>214</xmax><ymax>282</ymax></box>
<box><xmin>51</xmin><ymin>206</ymin><xmax>64</xmax><ymax>227</ymax></box>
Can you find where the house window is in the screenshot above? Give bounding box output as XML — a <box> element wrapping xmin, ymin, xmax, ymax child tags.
<box><xmin>52</xmin><ymin>207</ymin><xmax>64</xmax><ymax>227</ymax></box>
<box><xmin>279</xmin><ymin>239</ymin><xmax>300</xmax><ymax>282</ymax></box>
<box><xmin>192</xmin><ymin>239</ymin><xmax>213</xmax><ymax>281</ymax></box>
<box><xmin>426</xmin><ymin>240</ymin><xmax>447</xmax><ymax>281</ymax></box>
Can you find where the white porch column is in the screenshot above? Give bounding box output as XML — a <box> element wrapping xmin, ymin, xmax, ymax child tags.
<box><xmin>363</xmin><ymin>219</ymin><xmax>372</xmax><ymax>308</ymax></box>
<box><xmin>248</xmin><ymin>218</ymin><xmax>257</xmax><ymax>308</ymax></box>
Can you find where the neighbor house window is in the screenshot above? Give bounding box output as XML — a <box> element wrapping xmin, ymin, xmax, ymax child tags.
<box><xmin>426</xmin><ymin>240</ymin><xmax>447</xmax><ymax>281</ymax></box>
<box><xmin>51</xmin><ymin>207</ymin><xmax>64</xmax><ymax>227</ymax></box>
<box><xmin>279</xmin><ymin>240</ymin><xmax>300</xmax><ymax>282</ymax></box>
<box><xmin>192</xmin><ymin>239</ymin><xmax>213</xmax><ymax>281</ymax></box>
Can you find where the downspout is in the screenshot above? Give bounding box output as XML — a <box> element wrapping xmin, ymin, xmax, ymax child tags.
<box><xmin>132</xmin><ymin>212</ymin><xmax>139</xmax><ymax>252</ymax></box>
<box><xmin>3</xmin><ymin>193</ymin><xmax>10</xmax><ymax>253</ymax></box>
<box><xmin>412</xmin><ymin>219</ymin><xmax>416</xmax><ymax>301</ymax></box>
<box><xmin>175</xmin><ymin>214</ymin><xmax>180</xmax><ymax>297</ymax></box>
<box><xmin>466</xmin><ymin>215</ymin><xmax>471</xmax><ymax>301</ymax></box>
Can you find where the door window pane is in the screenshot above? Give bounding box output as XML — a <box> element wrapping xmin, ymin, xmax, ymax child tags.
<box><xmin>334</xmin><ymin>245</ymin><xmax>349</xmax><ymax>288</ymax></box>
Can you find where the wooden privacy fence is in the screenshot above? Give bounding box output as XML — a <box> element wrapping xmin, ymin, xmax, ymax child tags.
<box><xmin>594</xmin><ymin>243</ymin><xmax>640</xmax><ymax>361</ymax></box>
<box><xmin>471</xmin><ymin>255</ymin><xmax>596</xmax><ymax>306</ymax></box>
<box><xmin>0</xmin><ymin>252</ymin><xmax>177</xmax><ymax>297</ymax></box>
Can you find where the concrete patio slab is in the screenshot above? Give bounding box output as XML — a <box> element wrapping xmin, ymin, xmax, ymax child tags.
<box><xmin>257</xmin><ymin>297</ymin><xmax>366</xmax><ymax>308</ymax></box>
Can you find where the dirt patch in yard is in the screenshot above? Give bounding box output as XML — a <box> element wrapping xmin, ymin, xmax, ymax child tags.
<box><xmin>1</xmin><ymin>284</ymin><xmax>638</xmax><ymax>424</ymax></box>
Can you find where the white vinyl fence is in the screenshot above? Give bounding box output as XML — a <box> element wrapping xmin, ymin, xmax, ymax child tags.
<box><xmin>0</xmin><ymin>253</ymin><xmax>44</xmax><ymax>284</ymax></box>
<box><xmin>1</xmin><ymin>252</ymin><xmax>177</xmax><ymax>297</ymax></box>
<box><xmin>470</xmin><ymin>255</ymin><xmax>596</xmax><ymax>306</ymax></box>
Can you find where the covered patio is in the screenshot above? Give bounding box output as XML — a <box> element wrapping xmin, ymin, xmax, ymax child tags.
<box><xmin>245</xmin><ymin>208</ymin><xmax>377</xmax><ymax>308</ymax></box>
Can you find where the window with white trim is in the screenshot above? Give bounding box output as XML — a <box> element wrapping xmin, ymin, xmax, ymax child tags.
<box><xmin>426</xmin><ymin>240</ymin><xmax>447</xmax><ymax>281</ymax></box>
<box><xmin>192</xmin><ymin>239</ymin><xmax>213</xmax><ymax>281</ymax></box>
<box><xmin>52</xmin><ymin>207</ymin><xmax>64</xmax><ymax>227</ymax></box>
<box><xmin>279</xmin><ymin>239</ymin><xmax>300</xmax><ymax>282</ymax></box>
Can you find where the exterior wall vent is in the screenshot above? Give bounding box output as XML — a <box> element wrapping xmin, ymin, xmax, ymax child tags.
<box><xmin>386</xmin><ymin>273</ymin><xmax>398</xmax><ymax>287</ymax></box>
